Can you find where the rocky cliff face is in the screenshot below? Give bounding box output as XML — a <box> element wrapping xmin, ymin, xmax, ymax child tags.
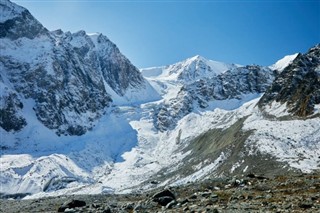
<box><xmin>258</xmin><ymin>44</ymin><xmax>320</xmax><ymax>117</ymax></box>
<box><xmin>0</xmin><ymin>0</ymin><xmax>48</xmax><ymax>40</ymax></box>
<box><xmin>0</xmin><ymin>0</ymin><xmax>152</xmax><ymax>136</ymax></box>
<box><xmin>154</xmin><ymin>64</ymin><xmax>275</xmax><ymax>131</ymax></box>
<box><xmin>184</xmin><ymin>65</ymin><xmax>275</xmax><ymax>106</ymax></box>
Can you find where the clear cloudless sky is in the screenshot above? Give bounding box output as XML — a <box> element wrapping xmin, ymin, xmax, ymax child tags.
<box><xmin>12</xmin><ymin>0</ymin><xmax>320</xmax><ymax>68</ymax></box>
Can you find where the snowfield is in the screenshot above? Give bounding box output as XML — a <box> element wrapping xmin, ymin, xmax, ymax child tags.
<box><xmin>2</xmin><ymin>91</ymin><xmax>319</xmax><ymax>199</ymax></box>
<box><xmin>244</xmin><ymin>112</ymin><xmax>320</xmax><ymax>173</ymax></box>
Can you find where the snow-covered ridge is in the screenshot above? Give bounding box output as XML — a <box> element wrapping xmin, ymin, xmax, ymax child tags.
<box><xmin>140</xmin><ymin>55</ymin><xmax>242</xmax><ymax>102</ymax></box>
<box><xmin>0</xmin><ymin>0</ymin><xmax>25</xmax><ymax>22</ymax></box>
<box><xmin>0</xmin><ymin>0</ymin><xmax>160</xmax><ymax>136</ymax></box>
<box><xmin>269</xmin><ymin>53</ymin><xmax>299</xmax><ymax>71</ymax></box>
<box><xmin>141</xmin><ymin>55</ymin><xmax>240</xmax><ymax>82</ymax></box>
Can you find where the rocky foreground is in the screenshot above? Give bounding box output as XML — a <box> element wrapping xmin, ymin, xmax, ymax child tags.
<box><xmin>1</xmin><ymin>173</ymin><xmax>319</xmax><ymax>213</ymax></box>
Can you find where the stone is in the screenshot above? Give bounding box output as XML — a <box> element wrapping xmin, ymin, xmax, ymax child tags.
<box><xmin>64</xmin><ymin>208</ymin><xmax>77</xmax><ymax>213</ymax></box>
<box><xmin>58</xmin><ymin>200</ymin><xmax>86</xmax><ymax>212</ymax></box>
<box><xmin>150</xmin><ymin>180</ymin><xmax>159</xmax><ymax>184</ymax></box>
<box><xmin>102</xmin><ymin>207</ymin><xmax>111</xmax><ymax>213</ymax></box>
<box><xmin>152</xmin><ymin>189</ymin><xmax>176</xmax><ymax>206</ymax></box>
<box><xmin>153</xmin><ymin>189</ymin><xmax>175</xmax><ymax>200</ymax></box>
<box><xmin>201</xmin><ymin>191</ymin><xmax>211</xmax><ymax>198</ymax></box>
<box><xmin>155</xmin><ymin>196</ymin><xmax>175</xmax><ymax>206</ymax></box>
<box><xmin>212</xmin><ymin>209</ymin><xmax>219</xmax><ymax>213</ymax></box>
<box><xmin>166</xmin><ymin>200</ymin><xmax>176</xmax><ymax>209</ymax></box>
<box><xmin>189</xmin><ymin>194</ymin><xmax>197</xmax><ymax>199</ymax></box>
<box><xmin>178</xmin><ymin>198</ymin><xmax>189</xmax><ymax>205</ymax></box>
<box><xmin>299</xmin><ymin>202</ymin><xmax>313</xmax><ymax>209</ymax></box>
<box><xmin>92</xmin><ymin>203</ymin><xmax>100</xmax><ymax>208</ymax></box>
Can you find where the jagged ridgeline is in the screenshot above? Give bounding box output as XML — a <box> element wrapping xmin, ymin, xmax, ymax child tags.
<box><xmin>0</xmin><ymin>0</ymin><xmax>157</xmax><ymax>135</ymax></box>
<box><xmin>258</xmin><ymin>44</ymin><xmax>320</xmax><ymax>117</ymax></box>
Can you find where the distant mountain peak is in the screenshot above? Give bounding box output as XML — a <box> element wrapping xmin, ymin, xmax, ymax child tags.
<box><xmin>269</xmin><ymin>53</ymin><xmax>299</xmax><ymax>72</ymax></box>
<box><xmin>169</xmin><ymin>55</ymin><xmax>239</xmax><ymax>81</ymax></box>
<box><xmin>188</xmin><ymin>54</ymin><xmax>206</xmax><ymax>61</ymax></box>
<box><xmin>141</xmin><ymin>55</ymin><xmax>240</xmax><ymax>83</ymax></box>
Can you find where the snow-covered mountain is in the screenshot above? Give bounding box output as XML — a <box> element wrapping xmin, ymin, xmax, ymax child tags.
<box><xmin>0</xmin><ymin>0</ymin><xmax>159</xmax><ymax>137</ymax></box>
<box><xmin>1</xmin><ymin>0</ymin><xmax>319</xmax><ymax>200</ymax></box>
<box><xmin>144</xmin><ymin>58</ymin><xmax>275</xmax><ymax>131</ymax></box>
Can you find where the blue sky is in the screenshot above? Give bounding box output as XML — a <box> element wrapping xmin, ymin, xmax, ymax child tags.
<box><xmin>12</xmin><ymin>0</ymin><xmax>320</xmax><ymax>68</ymax></box>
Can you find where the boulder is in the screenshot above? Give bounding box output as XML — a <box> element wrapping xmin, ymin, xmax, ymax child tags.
<box><xmin>57</xmin><ymin>199</ymin><xmax>86</xmax><ymax>212</ymax></box>
<box><xmin>152</xmin><ymin>189</ymin><xmax>176</xmax><ymax>206</ymax></box>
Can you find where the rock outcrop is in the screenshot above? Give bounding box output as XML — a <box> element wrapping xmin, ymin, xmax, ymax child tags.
<box><xmin>258</xmin><ymin>44</ymin><xmax>320</xmax><ymax>117</ymax></box>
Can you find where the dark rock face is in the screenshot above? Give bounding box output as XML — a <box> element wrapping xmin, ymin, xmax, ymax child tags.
<box><xmin>0</xmin><ymin>0</ymin><xmax>147</xmax><ymax>136</ymax></box>
<box><xmin>152</xmin><ymin>189</ymin><xmax>176</xmax><ymax>206</ymax></box>
<box><xmin>0</xmin><ymin>89</ymin><xmax>26</xmax><ymax>132</ymax></box>
<box><xmin>186</xmin><ymin>65</ymin><xmax>275</xmax><ymax>104</ymax></box>
<box><xmin>155</xmin><ymin>90</ymin><xmax>193</xmax><ymax>131</ymax></box>
<box><xmin>1</xmin><ymin>33</ymin><xmax>113</xmax><ymax>135</ymax></box>
<box><xmin>64</xmin><ymin>30</ymin><xmax>145</xmax><ymax>96</ymax></box>
<box><xmin>258</xmin><ymin>44</ymin><xmax>320</xmax><ymax>117</ymax></box>
<box><xmin>0</xmin><ymin>1</ymin><xmax>47</xmax><ymax>40</ymax></box>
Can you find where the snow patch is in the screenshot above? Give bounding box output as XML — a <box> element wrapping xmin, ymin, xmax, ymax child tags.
<box><xmin>269</xmin><ymin>53</ymin><xmax>298</xmax><ymax>71</ymax></box>
<box><xmin>264</xmin><ymin>101</ymin><xmax>290</xmax><ymax>117</ymax></box>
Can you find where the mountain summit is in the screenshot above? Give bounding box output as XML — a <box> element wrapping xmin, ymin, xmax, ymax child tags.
<box><xmin>0</xmin><ymin>0</ymin><xmax>159</xmax><ymax>136</ymax></box>
<box><xmin>0</xmin><ymin>0</ymin><xmax>47</xmax><ymax>39</ymax></box>
<box><xmin>141</xmin><ymin>55</ymin><xmax>238</xmax><ymax>82</ymax></box>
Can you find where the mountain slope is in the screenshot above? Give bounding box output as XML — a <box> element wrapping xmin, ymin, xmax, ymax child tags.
<box><xmin>259</xmin><ymin>44</ymin><xmax>320</xmax><ymax>117</ymax></box>
<box><xmin>0</xmin><ymin>0</ymin><xmax>160</xmax><ymax>197</ymax></box>
<box><xmin>0</xmin><ymin>0</ymin><xmax>159</xmax><ymax>136</ymax></box>
<box><xmin>148</xmin><ymin>62</ymin><xmax>275</xmax><ymax>131</ymax></box>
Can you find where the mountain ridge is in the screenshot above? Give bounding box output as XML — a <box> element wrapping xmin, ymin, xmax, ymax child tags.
<box><xmin>0</xmin><ymin>0</ymin><xmax>159</xmax><ymax>136</ymax></box>
<box><xmin>141</xmin><ymin>55</ymin><xmax>239</xmax><ymax>82</ymax></box>
<box><xmin>259</xmin><ymin>44</ymin><xmax>320</xmax><ymax>117</ymax></box>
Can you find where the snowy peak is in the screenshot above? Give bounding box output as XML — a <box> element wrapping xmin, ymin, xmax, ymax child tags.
<box><xmin>154</xmin><ymin>64</ymin><xmax>275</xmax><ymax>131</ymax></box>
<box><xmin>269</xmin><ymin>53</ymin><xmax>299</xmax><ymax>72</ymax></box>
<box><xmin>167</xmin><ymin>55</ymin><xmax>238</xmax><ymax>81</ymax></box>
<box><xmin>0</xmin><ymin>0</ymin><xmax>48</xmax><ymax>40</ymax></box>
<box><xmin>0</xmin><ymin>0</ymin><xmax>25</xmax><ymax>22</ymax></box>
<box><xmin>0</xmin><ymin>1</ymin><xmax>159</xmax><ymax>136</ymax></box>
<box><xmin>141</xmin><ymin>55</ymin><xmax>239</xmax><ymax>82</ymax></box>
